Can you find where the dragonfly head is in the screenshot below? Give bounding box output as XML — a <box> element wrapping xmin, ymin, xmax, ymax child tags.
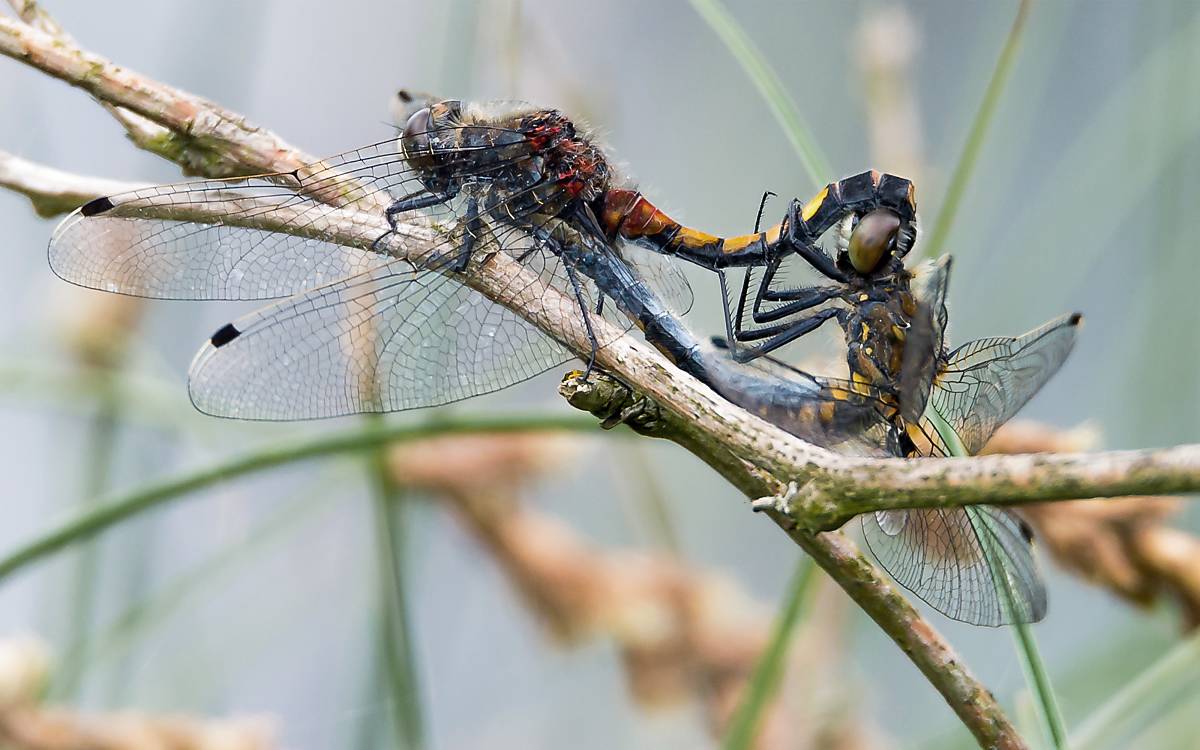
<box><xmin>846</xmin><ymin>208</ymin><xmax>903</xmax><ymax>274</ymax></box>
<box><xmin>400</xmin><ymin>100</ymin><xmax>464</xmax><ymax>169</ymax></box>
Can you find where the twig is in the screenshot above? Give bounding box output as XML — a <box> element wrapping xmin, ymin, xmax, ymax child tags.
<box><xmin>0</xmin><ymin>633</ymin><xmax>275</xmax><ymax>750</ymax></box>
<box><xmin>0</xmin><ymin>150</ymin><xmax>147</xmax><ymax>217</ymax></box>
<box><xmin>561</xmin><ymin>374</ymin><xmax>1026</xmax><ymax>749</ymax></box>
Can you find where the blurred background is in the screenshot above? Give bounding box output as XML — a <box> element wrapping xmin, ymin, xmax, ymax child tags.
<box><xmin>0</xmin><ymin>1</ymin><xmax>1198</xmax><ymax>748</ymax></box>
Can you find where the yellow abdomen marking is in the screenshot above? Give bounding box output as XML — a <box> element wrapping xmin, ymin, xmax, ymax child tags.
<box><xmin>801</xmin><ymin>186</ymin><xmax>829</xmax><ymax>222</ymax></box>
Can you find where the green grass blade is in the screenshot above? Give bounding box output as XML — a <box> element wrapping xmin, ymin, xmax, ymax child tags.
<box><xmin>687</xmin><ymin>0</ymin><xmax>832</xmax><ymax>186</ymax></box>
<box><xmin>0</xmin><ymin>414</ymin><xmax>598</xmax><ymax>585</ymax></box>
<box><xmin>1072</xmin><ymin>630</ymin><xmax>1200</xmax><ymax>750</ymax></box>
<box><xmin>1010</xmin><ymin>606</ymin><xmax>1068</xmax><ymax>748</ymax></box>
<box><xmin>929</xmin><ymin>406</ymin><xmax>1066</xmax><ymax>748</ymax></box>
<box><xmin>921</xmin><ymin>0</ymin><xmax>1033</xmax><ymax>259</ymax></box>
<box><xmin>721</xmin><ymin>556</ymin><xmax>817</xmax><ymax>750</ymax></box>
<box><xmin>57</xmin><ymin>474</ymin><xmax>339</xmax><ymax>677</ymax></box>
<box><xmin>53</xmin><ymin>372</ymin><xmax>121</xmax><ymax>699</ymax></box>
<box><xmin>367</xmin><ymin>418</ymin><xmax>426</xmax><ymax>750</ymax></box>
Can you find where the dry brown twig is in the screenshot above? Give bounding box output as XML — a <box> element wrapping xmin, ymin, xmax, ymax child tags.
<box><xmin>0</xmin><ymin>635</ymin><xmax>275</xmax><ymax>750</ymax></box>
<box><xmin>386</xmin><ymin>432</ymin><xmax>879</xmax><ymax>750</ymax></box>
<box><xmin>3</xmin><ymin>7</ymin><xmax>1200</xmax><ymax>748</ymax></box>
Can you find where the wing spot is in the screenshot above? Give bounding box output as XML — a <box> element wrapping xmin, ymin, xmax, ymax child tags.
<box><xmin>80</xmin><ymin>196</ymin><xmax>115</xmax><ymax>216</ymax></box>
<box><xmin>210</xmin><ymin>323</ymin><xmax>242</xmax><ymax>348</ymax></box>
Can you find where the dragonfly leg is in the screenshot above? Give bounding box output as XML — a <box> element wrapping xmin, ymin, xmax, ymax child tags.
<box><xmin>753</xmin><ymin>190</ymin><xmax>777</xmax><ymax>233</ymax></box>
<box><xmin>729</xmin><ymin>308</ymin><xmax>843</xmax><ymax>363</ymax></box>
<box><xmin>747</xmin><ymin>255</ymin><xmax>843</xmax><ymax>322</ymax></box>
<box><xmin>448</xmin><ymin>196</ymin><xmax>480</xmax><ymax>273</ymax></box>
<box><xmin>563</xmin><ymin>259</ymin><xmax>600</xmax><ymax>378</ymax></box>
<box><xmin>371</xmin><ymin>189</ymin><xmax>454</xmax><ymax>254</ymax></box>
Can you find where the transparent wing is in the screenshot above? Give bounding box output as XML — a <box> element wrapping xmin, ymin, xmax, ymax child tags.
<box><xmin>898</xmin><ymin>255</ymin><xmax>951</xmax><ymax>422</ymax></box>
<box><xmin>861</xmin><ymin>505</ymin><xmax>1045</xmax><ymax>625</ymax></box>
<box><xmin>927</xmin><ymin>313</ymin><xmax>1082</xmax><ymax>455</ymax></box>
<box><xmin>47</xmin><ymin>130</ymin><xmax>537</xmax><ymax>301</ymax></box>
<box><xmin>187</xmin><ymin>215</ymin><xmax>640</xmax><ymax>419</ymax></box>
<box><xmin>618</xmin><ymin>239</ymin><xmax>694</xmax><ymax>318</ymax></box>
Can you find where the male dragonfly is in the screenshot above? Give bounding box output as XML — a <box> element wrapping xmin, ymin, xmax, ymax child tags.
<box><xmin>49</xmin><ymin>99</ymin><xmax>710</xmax><ymax>419</ymax></box>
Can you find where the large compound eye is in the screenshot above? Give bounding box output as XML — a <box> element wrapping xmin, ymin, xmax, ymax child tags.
<box><xmin>401</xmin><ymin>107</ymin><xmax>434</xmax><ymax>158</ymax></box>
<box><xmin>848</xmin><ymin>209</ymin><xmax>901</xmax><ymax>273</ymax></box>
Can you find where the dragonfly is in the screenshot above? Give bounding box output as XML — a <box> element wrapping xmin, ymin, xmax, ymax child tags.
<box><xmin>610</xmin><ymin>167</ymin><xmax>1083</xmax><ymax>625</ymax></box>
<box><xmin>694</xmin><ymin>254</ymin><xmax>1082</xmax><ymax>626</ymax></box>
<box><xmin>48</xmin><ymin>98</ymin><xmax>713</xmax><ymax>420</ymax></box>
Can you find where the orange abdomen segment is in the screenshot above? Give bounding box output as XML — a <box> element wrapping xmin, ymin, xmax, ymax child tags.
<box><xmin>598</xmin><ymin>189</ymin><xmax>778</xmax><ymax>267</ymax></box>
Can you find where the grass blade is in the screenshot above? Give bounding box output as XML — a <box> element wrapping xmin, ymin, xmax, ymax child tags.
<box><xmin>0</xmin><ymin>414</ymin><xmax>598</xmax><ymax>585</ymax></box>
<box><xmin>921</xmin><ymin>0</ymin><xmax>1033</xmax><ymax>259</ymax></box>
<box><xmin>721</xmin><ymin>556</ymin><xmax>817</xmax><ymax>750</ymax></box>
<box><xmin>1072</xmin><ymin>630</ymin><xmax>1200</xmax><ymax>750</ymax></box>
<box><xmin>927</xmin><ymin>407</ymin><xmax>1066</xmax><ymax>748</ymax></box>
<box><xmin>687</xmin><ymin>0</ymin><xmax>832</xmax><ymax>186</ymax></box>
<box><xmin>367</xmin><ymin>417</ymin><xmax>425</xmax><ymax>750</ymax></box>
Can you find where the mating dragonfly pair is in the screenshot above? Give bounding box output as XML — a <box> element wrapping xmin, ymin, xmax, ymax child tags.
<box><xmin>49</xmin><ymin>97</ymin><xmax>1079</xmax><ymax>626</ymax></box>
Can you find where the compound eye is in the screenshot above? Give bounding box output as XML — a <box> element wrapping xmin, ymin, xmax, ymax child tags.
<box><xmin>848</xmin><ymin>209</ymin><xmax>901</xmax><ymax>273</ymax></box>
<box><xmin>401</xmin><ymin>107</ymin><xmax>434</xmax><ymax>156</ymax></box>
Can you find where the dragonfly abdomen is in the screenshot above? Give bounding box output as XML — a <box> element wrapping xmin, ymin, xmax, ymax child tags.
<box><xmin>596</xmin><ymin>189</ymin><xmax>781</xmax><ymax>269</ymax></box>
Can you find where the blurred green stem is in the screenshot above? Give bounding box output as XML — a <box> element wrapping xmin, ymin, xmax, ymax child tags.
<box><xmin>366</xmin><ymin>418</ymin><xmax>425</xmax><ymax>750</ymax></box>
<box><xmin>922</xmin><ymin>0</ymin><xmax>1032</xmax><ymax>259</ymax></box>
<box><xmin>1072</xmin><ymin>630</ymin><xmax>1200</xmax><ymax>750</ymax></box>
<box><xmin>617</xmin><ymin>443</ymin><xmax>681</xmax><ymax>555</ymax></box>
<box><xmin>688</xmin><ymin>0</ymin><xmax>832</xmax><ymax>186</ymax></box>
<box><xmin>927</xmin><ymin>407</ymin><xmax>1066</xmax><ymax>749</ymax></box>
<box><xmin>721</xmin><ymin>557</ymin><xmax>817</xmax><ymax>750</ymax></box>
<box><xmin>53</xmin><ymin>367</ymin><xmax>120</xmax><ymax>699</ymax></box>
<box><xmin>0</xmin><ymin>414</ymin><xmax>598</xmax><ymax>585</ymax></box>
<box><xmin>58</xmin><ymin>476</ymin><xmax>338</xmax><ymax>678</ymax></box>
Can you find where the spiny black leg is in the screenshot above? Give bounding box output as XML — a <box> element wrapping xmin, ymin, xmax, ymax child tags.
<box><xmin>734</xmin><ymin>307</ymin><xmax>840</xmax><ymax>343</ymax></box>
<box><xmin>782</xmin><ymin>199</ymin><xmax>848</xmax><ymax>282</ymax></box>
<box><xmin>711</xmin><ymin>335</ymin><xmax>811</xmax><ymax>377</ymax></box>
<box><xmin>754</xmin><ymin>190</ymin><xmax>777</xmax><ymax>233</ymax></box>
<box><xmin>563</xmin><ymin>259</ymin><xmax>600</xmax><ymax>378</ymax></box>
<box><xmin>372</xmin><ymin>189</ymin><xmax>453</xmax><ymax>253</ymax></box>
<box><xmin>750</xmin><ymin>286</ymin><xmax>841</xmax><ymax>324</ymax></box>
<box><xmin>731</xmin><ymin>308</ymin><xmax>842</xmax><ymax>362</ymax></box>
<box><xmin>452</xmin><ymin>196</ymin><xmax>481</xmax><ymax>273</ymax></box>
<box><xmin>718</xmin><ymin>270</ymin><xmax>742</xmax><ymax>358</ymax></box>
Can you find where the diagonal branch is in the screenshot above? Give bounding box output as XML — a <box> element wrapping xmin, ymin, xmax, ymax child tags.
<box><xmin>0</xmin><ymin>150</ymin><xmax>146</xmax><ymax>217</ymax></box>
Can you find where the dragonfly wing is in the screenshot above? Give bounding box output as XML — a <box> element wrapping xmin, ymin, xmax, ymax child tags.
<box><xmin>617</xmin><ymin>240</ymin><xmax>694</xmax><ymax>318</ymax></box>
<box><xmin>187</xmin><ymin>217</ymin><xmax>641</xmax><ymax>420</ymax></box>
<box><xmin>898</xmin><ymin>255</ymin><xmax>951</xmax><ymax>422</ymax></box>
<box><xmin>861</xmin><ymin>505</ymin><xmax>1046</xmax><ymax>625</ymax></box>
<box><xmin>189</xmin><ymin>261</ymin><xmax>564</xmax><ymax>419</ymax></box>
<box><xmin>48</xmin><ymin>133</ymin><xmax>537</xmax><ymax>300</ymax></box>
<box><xmin>929</xmin><ymin>313</ymin><xmax>1082</xmax><ymax>454</ymax></box>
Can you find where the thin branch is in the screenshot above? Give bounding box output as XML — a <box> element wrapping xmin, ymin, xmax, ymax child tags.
<box><xmin>561</xmin><ymin>374</ymin><xmax>1027</xmax><ymax>749</ymax></box>
<box><xmin>0</xmin><ymin>415</ymin><xmax>598</xmax><ymax>583</ymax></box>
<box><xmin>0</xmin><ymin>150</ymin><xmax>147</xmax><ymax>217</ymax></box>
<box><xmin>786</xmin><ymin>443</ymin><xmax>1200</xmax><ymax>531</ymax></box>
<box><xmin>0</xmin><ymin>14</ymin><xmax>312</xmax><ymax>176</ymax></box>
